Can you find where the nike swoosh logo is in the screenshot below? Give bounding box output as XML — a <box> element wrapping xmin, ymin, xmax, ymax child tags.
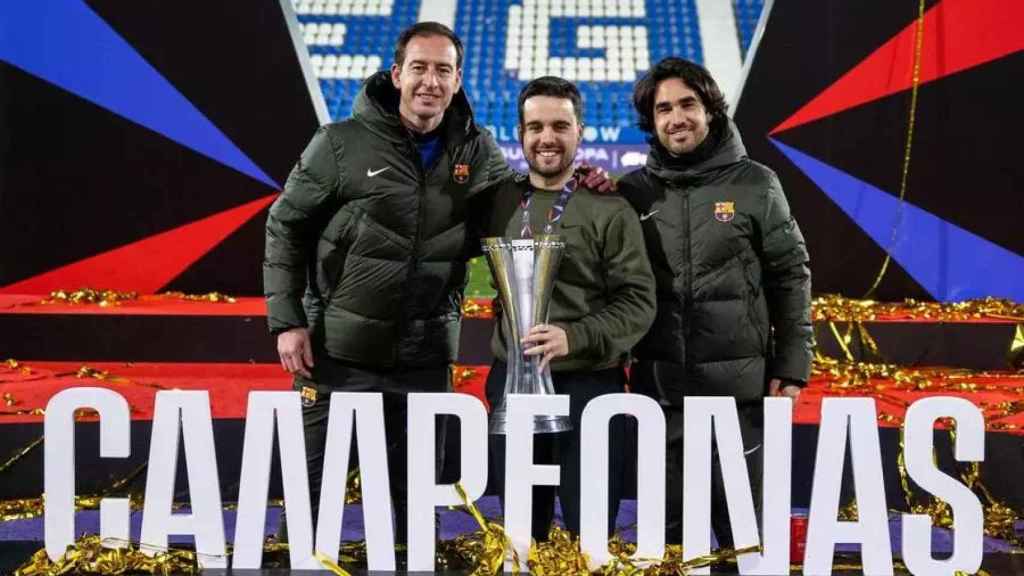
<box><xmin>367</xmin><ymin>166</ymin><xmax>391</xmax><ymax>177</ymax></box>
<box><xmin>639</xmin><ymin>210</ymin><xmax>659</xmax><ymax>221</ymax></box>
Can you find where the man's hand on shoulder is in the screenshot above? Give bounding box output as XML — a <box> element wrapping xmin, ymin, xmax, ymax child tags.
<box><xmin>575</xmin><ymin>162</ymin><xmax>616</xmax><ymax>193</ymax></box>
<box><xmin>277</xmin><ymin>327</ymin><xmax>314</xmax><ymax>378</ymax></box>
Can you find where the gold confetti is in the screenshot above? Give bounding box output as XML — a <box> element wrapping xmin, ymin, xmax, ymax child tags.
<box><xmin>158</xmin><ymin>291</ymin><xmax>237</xmax><ymax>304</ymax></box>
<box><xmin>14</xmin><ymin>535</ymin><xmax>201</xmax><ymax>575</ymax></box>
<box><xmin>462</xmin><ymin>298</ymin><xmax>495</xmax><ymax>319</ymax></box>
<box><xmin>813</xmin><ymin>294</ymin><xmax>1024</xmax><ymax>323</ymax></box>
<box><xmin>452</xmin><ymin>365</ymin><xmax>479</xmax><ymax>390</ymax></box>
<box><xmin>41</xmin><ymin>288</ymin><xmax>138</xmax><ymax>307</ymax></box>
<box><xmin>1010</xmin><ymin>323</ymin><xmax>1024</xmax><ymax>371</ymax></box>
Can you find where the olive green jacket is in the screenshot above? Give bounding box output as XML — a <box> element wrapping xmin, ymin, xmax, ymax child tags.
<box><xmin>475</xmin><ymin>175</ymin><xmax>656</xmax><ymax>371</ymax></box>
<box><xmin>264</xmin><ymin>72</ymin><xmax>509</xmax><ymax>369</ymax></box>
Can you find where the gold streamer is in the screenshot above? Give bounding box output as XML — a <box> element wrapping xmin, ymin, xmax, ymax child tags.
<box><xmin>14</xmin><ymin>535</ymin><xmax>201</xmax><ymax>575</ymax></box>
<box><xmin>314</xmin><ymin>551</ymin><xmax>352</xmax><ymax>575</ymax></box>
<box><xmin>855</xmin><ymin>321</ymin><xmax>883</xmax><ymax>360</ymax></box>
<box><xmin>1009</xmin><ymin>324</ymin><xmax>1024</xmax><ymax>371</ymax></box>
<box><xmin>451</xmin><ymin>481</ymin><xmax>517</xmax><ymax>574</ymax></box>
<box><xmin>0</xmin><ymin>435</ymin><xmax>44</xmax><ymax>475</ymax></box>
<box><xmin>99</xmin><ymin>462</ymin><xmax>148</xmax><ymax>498</ymax></box>
<box><xmin>863</xmin><ymin>0</ymin><xmax>926</xmax><ymax>298</ymax></box>
<box><xmin>890</xmin><ymin>419</ymin><xmax>1024</xmax><ymax>548</ymax></box>
<box><xmin>952</xmin><ymin>423</ymin><xmax>1022</xmax><ymax>546</ymax></box>
<box><xmin>826</xmin><ymin>320</ymin><xmax>855</xmax><ymax>362</ymax></box>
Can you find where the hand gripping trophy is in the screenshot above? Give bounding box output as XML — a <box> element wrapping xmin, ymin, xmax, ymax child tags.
<box><xmin>481</xmin><ymin>231</ymin><xmax>573</xmax><ymax>434</ymax></box>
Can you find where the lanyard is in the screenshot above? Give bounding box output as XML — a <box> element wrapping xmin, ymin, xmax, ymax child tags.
<box><xmin>519</xmin><ymin>176</ymin><xmax>578</xmax><ymax>239</ymax></box>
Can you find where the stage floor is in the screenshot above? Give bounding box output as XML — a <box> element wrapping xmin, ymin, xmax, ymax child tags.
<box><xmin>2</xmin><ymin>498</ymin><xmax>1023</xmax><ymax>574</ymax></box>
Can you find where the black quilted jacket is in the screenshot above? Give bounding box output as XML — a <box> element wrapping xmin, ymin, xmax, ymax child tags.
<box><xmin>618</xmin><ymin>120</ymin><xmax>812</xmax><ymax>403</ymax></box>
<box><xmin>264</xmin><ymin>72</ymin><xmax>509</xmax><ymax>369</ymax></box>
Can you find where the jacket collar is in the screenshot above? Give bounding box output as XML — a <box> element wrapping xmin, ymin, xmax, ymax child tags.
<box><xmin>352</xmin><ymin>71</ymin><xmax>480</xmax><ymax>148</ymax></box>
<box><xmin>645</xmin><ymin>118</ymin><xmax>747</xmax><ymax>185</ymax></box>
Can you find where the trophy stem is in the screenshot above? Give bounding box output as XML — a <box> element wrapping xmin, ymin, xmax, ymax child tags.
<box><xmin>481</xmin><ymin>236</ymin><xmax>573</xmax><ymax>436</ymax></box>
<box><xmin>488</xmin><ymin>354</ymin><xmax>572</xmax><ymax>435</ymax></box>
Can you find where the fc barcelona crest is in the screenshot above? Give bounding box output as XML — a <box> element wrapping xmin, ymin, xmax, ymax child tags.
<box><xmin>714</xmin><ymin>201</ymin><xmax>735</xmax><ymax>223</ymax></box>
<box><xmin>453</xmin><ymin>164</ymin><xmax>470</xmax><ymax>184</ymax></box>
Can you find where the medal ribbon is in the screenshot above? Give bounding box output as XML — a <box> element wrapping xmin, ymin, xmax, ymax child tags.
<box><xmin>518</xmin><ymin>175</ymin><xmax>579</xmax><ymax>239</ymax></box>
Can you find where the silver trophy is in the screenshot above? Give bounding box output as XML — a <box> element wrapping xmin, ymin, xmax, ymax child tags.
<box><xmin>481</xmin><ymin>235</ymin><xmax>572</xmax><ymax>434</ymax></box>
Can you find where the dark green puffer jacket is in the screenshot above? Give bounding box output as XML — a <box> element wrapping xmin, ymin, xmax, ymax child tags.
<box><xmin>618</xmin><ymin>120</ymin><xmax>812</xmax><ymax>403</ymax></box>
<box><xmin>478</xmin><ymin>176</ymin><xmax>657</xmax><ymax>372</ymax></box>
<box><xmin>264</xmin><ymin>71</ymin><xmax>509</xmax><ymax>369</ymax></box>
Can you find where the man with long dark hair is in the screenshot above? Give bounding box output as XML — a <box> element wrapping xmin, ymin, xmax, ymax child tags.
<box><xmin>619</xmin><ymin>57</ymin><xmax>812</xmax><ymax>549</ymax></box>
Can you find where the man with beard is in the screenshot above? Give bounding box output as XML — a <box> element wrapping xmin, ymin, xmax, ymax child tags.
<box><xmin>618</xmin><ymin>57</ymin><xmax>812</xmax><ymax>550</ymax></box>
<box><xmin>265</xmin><ymin>23</ymin><xmax>611</xmax><ymax>544</ymax></box>
<box><xmin>472</xmin><ymin>76</ymin><xmax>656</xmax><ymax>540</ymax></box>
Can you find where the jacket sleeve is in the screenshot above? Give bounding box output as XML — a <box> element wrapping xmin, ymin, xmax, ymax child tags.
<box><xmin>560</xmin><ymin>202</ymin><xmax>657</xmax><ymax>361</ymax></box>
<box><xmin>264</xmin><ymin>126</ymin><xmax>343</xmax><ymax>334</ymax></box>
<box><xmin>759</xmin><ymin>172</ymin><xmax>813</xmax><ymax>384</ymax></box>
<box><xmin>469</xmin><ymin>129</ymin><xmax>513</xmax><ymax>194</ymax></box>
<box><xmin>465</xmin><ymin>130</ymin><xmax>513</xmax><ymax>259</ymax></box>
<box><xmin>464</xmin><ymin>182</ymin><xmax>498</xmax><ymax>260</ymax></box>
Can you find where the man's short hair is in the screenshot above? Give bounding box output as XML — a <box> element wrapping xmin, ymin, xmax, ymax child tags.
<box><xmin>393</xmin><ymin>22</ymin><xmax>464</xmax><ymax>69</ymax></box>
<box><xmin>517</xmin><ymin>76</ymin><xmax>584</xmax><ymax>127</ymax></box>
<box><xmin>632</xmin><ymin>57</ymin><xmax>728</xmax><ymax>133</ymax></box>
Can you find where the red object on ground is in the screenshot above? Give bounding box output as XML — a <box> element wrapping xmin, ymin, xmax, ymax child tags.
<box><xmin>790</xmin><ymin>514</ymin><xmax>808</xmax><ymax>564</ymax></box>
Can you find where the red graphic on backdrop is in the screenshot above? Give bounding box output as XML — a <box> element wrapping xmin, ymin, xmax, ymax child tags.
<box><xmin>770</xmin><ymin>0</ymin><xmax>1024</xmax><ymax>135</ymax></box>
<box><xmin>2</xmin><ymin>195</ymin><xmax>277</xmax><ymax>294</ymax></box>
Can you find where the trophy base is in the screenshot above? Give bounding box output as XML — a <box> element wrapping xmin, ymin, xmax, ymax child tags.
<box><xmin>488</xmin><ymin>412</ymin><xmax>573</xmax><ymax>435</ymax></box>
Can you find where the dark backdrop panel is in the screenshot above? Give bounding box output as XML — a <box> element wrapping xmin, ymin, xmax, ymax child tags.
<box><xmin>1</xmin><ymin>2</ymin><xmax>320</xmax><ymax>296</ymax></box>
<box><xmin>734</xmin><ymin>0</ymin><xmax>1021</xmax><ymax>300</ymax></box>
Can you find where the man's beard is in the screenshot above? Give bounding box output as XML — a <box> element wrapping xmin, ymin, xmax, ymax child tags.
<box><xmin>526</xmin><ymin>147</ymin><xmax>576</xmax><ymax>180</ymax></box>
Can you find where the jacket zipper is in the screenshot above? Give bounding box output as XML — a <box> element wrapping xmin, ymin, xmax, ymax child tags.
<box><xmin>396</xmin><ymin>139</ymin><xmax>431</xmax><ymax>368</ymax></box>
<box><xmin>682</xmin><ymin>187</ymin><xmax>693</xmax><ymax>359</ymax></box>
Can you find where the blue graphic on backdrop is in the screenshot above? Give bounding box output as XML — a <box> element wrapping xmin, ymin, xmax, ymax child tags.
<box><xmin>0</xmin><ymin>0</ymin><xmax>278</xmax><ymax>189</ymax></box>
<box><xmin>771</xmin><ymin>139</ymin><xmax>1024</xmax><ymax>302</ymax></box>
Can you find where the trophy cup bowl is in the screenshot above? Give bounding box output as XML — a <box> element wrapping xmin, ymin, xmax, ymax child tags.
<box><xmin>481</xmin><ymin>235</ymin><xmax>572</xmax><ymax>434</ymax></box>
